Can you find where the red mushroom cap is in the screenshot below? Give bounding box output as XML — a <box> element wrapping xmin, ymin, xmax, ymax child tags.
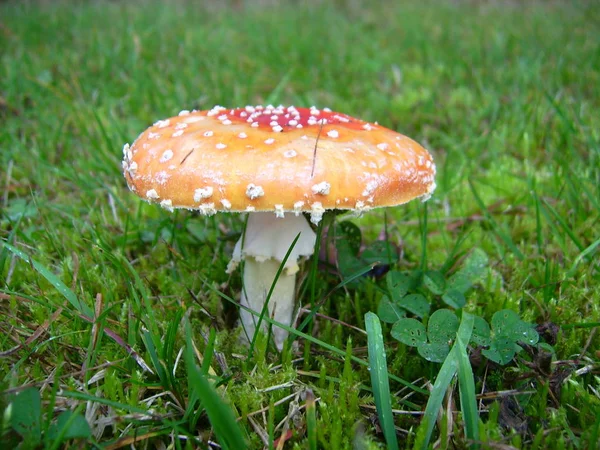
<box><xmin>122</xmin><ymin>105</ymin><xmax>436</xmax><ymax>220</ymax></box>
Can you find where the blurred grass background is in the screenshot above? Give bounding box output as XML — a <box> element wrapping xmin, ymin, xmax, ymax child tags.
<box><xmin>1</xmin><ymin>0</ymin><xmax>599</xmax><ymax>448</ymax></box>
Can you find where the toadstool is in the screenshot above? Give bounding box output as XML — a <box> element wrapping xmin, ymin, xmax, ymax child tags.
<box><xmin>123</xmin><ymin>105</ymin><xmax>436</xmax><ymax>349</ymax></box>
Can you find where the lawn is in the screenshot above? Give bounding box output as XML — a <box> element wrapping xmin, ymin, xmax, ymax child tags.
<box><xmin>1</xmin><ymin>0</ymin><xmax>599</xmax><ymax>448</ymax></box>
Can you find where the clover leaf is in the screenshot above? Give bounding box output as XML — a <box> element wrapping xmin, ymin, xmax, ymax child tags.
<box><xmin>386</xmin><ymin>270</ymin><xmax>419</xmax><ymax>301</ymax></box>
<box><xmin>446</xmin><ymin>248</ymin><xmax>489</xmax><ymax>294</ymax></box>
<box><xmin>482</xmin><ymin>310</ymin><xmax>539</xmax><ymax>364</ymax></box>
<box><xmin>377</xmin><ymin>296</ymin><xmax>406</xmax><ymax>324</ymax></box>
<box><xmin>470</xmin><ymin>315</ymin><xmax>491</xmax><ymax>347</ymax></box>
<box><xmin>399</xmin><ymin>294</ymin><xmax>430</xmax><ymax>318</ymax></box>
<box><xmin>423</xmin><ymin>270</ymin><xmax>446</xmax><ymax>295</ymax></box>
<box><xmin>427</xmin><ymin>309</ymin><xmax>459</xmax><ymax>344</ymax></box>
<box><xmin>391</xmin><ymin>309</ymin><xmax>459</xmax><ymax>363</ymax></box>
<box><xmin>391</xmin><ymin>318</ymin><xmax>427</xmax><ymax>347</ymax></box>
<box><xmin>417</xmin><ymin>342</ymin><xmax>451</xmax><ymax>363</ymax></box>
<box><xmin>377</xmin><ymin>271</ymin><xmax>429</xmax><ymax>323</ymax></box>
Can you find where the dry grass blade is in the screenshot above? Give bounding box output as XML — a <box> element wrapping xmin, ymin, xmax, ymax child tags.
<box><xmin>0</xmin><ymin>299</ymin><xmax>64</xmax><ymax>358</ymax></box>
<box><xmin>76</xmin><ymin>313</ymin><xmax>154</xmax><ymax>374</ymax></box>
<box><xmin>104</xmin><ymin>431</ymin><xmax>166</xmax><ymax>450</ymax></box>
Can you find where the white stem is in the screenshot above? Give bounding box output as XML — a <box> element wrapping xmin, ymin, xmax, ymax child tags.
<box><xmin>240</xmin><ymin>257</ymin><xmax>296</xmax><ymax>349</ymax></box>
<box><xmin>231</xmin><ymin>212</ymin><xmax>317</xmax><ymax>350</ymax></box>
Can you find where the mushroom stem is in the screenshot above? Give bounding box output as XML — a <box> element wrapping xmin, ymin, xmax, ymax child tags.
<box><xmin>230</xmin><ymin>212</ymin><xmax>317</xmax><ymax>350</ymax></box>
<box><xmin>240</xmin><ymin>258</ymin><xmax>297</xmax><ymax>349</ymax></box>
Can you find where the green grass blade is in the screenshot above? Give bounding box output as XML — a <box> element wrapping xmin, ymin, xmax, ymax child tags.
<box><xmin>455</xmin><ymin>312</ymin><xmax>475</xmax><ymax>344</ymax></box>
<box><xmin>60</xmin><ymin>390</ymin><xmax>201</xmax><ymax>445</ymax></box>
<box><xmin>61</xmin><ymin>390</ymin><xmax>161</xmax><ymax>415</ymax></box>
<box><xmin>0</xmin><ymin>214</ymin><xmax>24</xmax><ymax>281</ymax></box>
<box><xmin>541</xmin><ymin>198</ymin><xmax>585</xmax><ymax>252</ymax></box>
<box><xmin>96</xmin><ymin>242</ymin><xmax>162</xmax><ymax>340</ymax></box>
<box><xmin>141</xmin><ymin>329</ymin><xmax>169</xmax><ymax>389</ymax></box>
<box><xmin>530</xmin><ymin>182</ymin><xmax>545</xmax><ymax>254</ymax></box>
<box><xmin>306</xmin><ymin>389</ymin><xmax>318</xmax><ymax>450</ymax></box>
<box><xmin>415</xmin><ymin>312</ymin><xmax>476</xmax><ymax>450</ymax></box>
<box><xmin>560</xmin><ymin>322</ymin><xmax>600</xmax><ymax>330</ymax></box>
<box><xmin>184</xmin><ymin>319</ymin><xmax>247</xmax><ymax>450</ymax></box>
<box><xmin>1</xmin><ymin>241</ymin><xmax>93</xmax><ymax>318</ymax></box>
<box><xmin>468</xmin><ymin>180</ymin><xmax>525</xmax><ymax>261</ymax></box>
<box><xmin>566</xmin><ymin>237</ymin><xmax>600</xmax><ymax>278</ymax></box>
<box><xmin>456</xmin><ymin>341</ymin><xmax>479</xmax><ymax>447</ymax></box>
<box><xmin>264</xmin><ymin>69</ymin><xmax>294</xmax><ymax>105</ymax></box>
<box><xmin>365</xmin><ymin>312</ymin><xmax>398</xmax><ymax>450</ymax></box>
<box><xmin>296</xmin><ymin>262</ymin><xmax>376</xmax><ymax>336</ymax></box>
<box><xmin>201</xmin><ymin>327</ymin><xmax>217</xmax><ymax>376</ymax></box>
<box><xmin>571</xmin><ymin>170</ymin><xmax>600</xmax><ymax>213</ymax></box>
<box><xmin>419</xmin><ymin>201</ymin><xmax>429</xmax><ymax>271</ymax></box>
<box><xmin>455</xmin><ymin>313</ymin><xmax>479</xmax><ymax>447</ymax></box>
<box><xmin>415</xmin><ymin>349</ymin><xmax>458</xmax><ymax>450</ymax></box>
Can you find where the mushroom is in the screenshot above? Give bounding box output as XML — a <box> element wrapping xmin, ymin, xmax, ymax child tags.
<box><xmin>122</xmin><ymin>105</ymin><xmax>436</xmax><ymax>349</ymax></box>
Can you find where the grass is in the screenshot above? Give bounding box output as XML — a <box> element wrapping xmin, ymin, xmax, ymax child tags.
<box><xmin>1</xmin><ymin>0</ymin><xmax>599</xmax><ymax>448</ymax></box>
